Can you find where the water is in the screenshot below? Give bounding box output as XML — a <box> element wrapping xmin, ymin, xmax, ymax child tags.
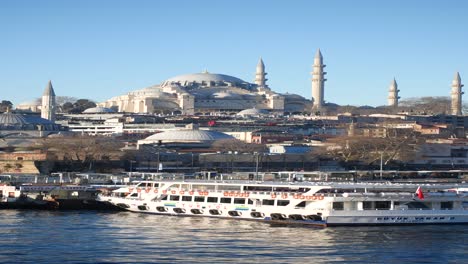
<box><xmin>0</xmin><ymin>210</ymin><xmax>466</xmax><ymax>263</ymax></box>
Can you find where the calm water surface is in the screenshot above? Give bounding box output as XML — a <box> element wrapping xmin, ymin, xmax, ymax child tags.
<box><xmin>0</xmin><ymin>210</ymin><xmax>466</xmax><ymax>263</ymax></box>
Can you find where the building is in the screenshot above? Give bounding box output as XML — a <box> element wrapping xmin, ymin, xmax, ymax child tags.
<box><xmin>100</xmin><ymin>60</ymin><xmax>311</xmax><ymax>115</ymax></box>
<box><xmin>451</xmin><ymin>72</ymin><xmax>464</xmax><ymax>116</ymax></box>
<box><xmin>387</xmin><ymin>78</ymin><xmax>400</xmax><ymax>107</ymax></box>
<box><xmin>311</xmin><ymin>49</ymin><xmax>326</xmax><ymax>111</ymax></box>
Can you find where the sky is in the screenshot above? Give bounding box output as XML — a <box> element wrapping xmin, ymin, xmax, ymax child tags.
<box><xmin>1</xmin><ymin>0</ymin><xmax>467</xmax><ymax>107</ymax></box>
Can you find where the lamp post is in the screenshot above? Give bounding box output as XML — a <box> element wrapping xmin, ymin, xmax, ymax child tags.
<box><xmin>255</xmin><ymin>152</ymin><xmax>260</xmax><ymax>181</ymax></box>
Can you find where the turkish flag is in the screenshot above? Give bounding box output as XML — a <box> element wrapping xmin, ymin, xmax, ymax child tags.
<box><xmin>416</xmin><ymin>186</ymin><xmax>424</xmax><ymax>200</ymax></box>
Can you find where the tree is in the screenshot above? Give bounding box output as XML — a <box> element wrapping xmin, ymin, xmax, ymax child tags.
<box><xmin>41</xmin><ymin>135</ymin><xmax>124</xmax><ymax>171</ymax></box>
<box><xmin>0</xmin><ymin>100</ymin><xmax>13</xmax><ymax>112</ymax></box>
<box><xmin>399</xmin><ymin>96</ymin><xmax>451</xmax><ymax>115</ymax></box>
<box><xmin>320</xmin><ymin>130</ymin><xmax>421</xmax><ymax>167</ymax></box>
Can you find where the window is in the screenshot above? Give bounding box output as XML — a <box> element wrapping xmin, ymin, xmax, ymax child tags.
<box><xmin>233</xmin><ymin>198</ymin><xmax>245</xmax><ymax>204</ymax></box>
<box><xmin>277</xmin><ymin>200</ymin><xmax>290</xmax><ymax>206</ymax></box>
<box><xmin>333</xmin><ymin>202</ymin><xmax>344</xmax><ymax>210</ymax></box>
<box><xmin>220</xmin><ymin>198</ymin><xmax>231</xmax><ymax>204</ymax></box>
<box><xmin>170</xmin><ymin>195</ymin><xmax>180</xmax><ymax>201</ymax></box>
<box><xmin>160</xmin><ymin>195</ymin><xmax>168</xmax><ymax>200</ymax></box>
<box><xmin>441</xmin><ymin>201</ymin><xmax>453</xmax><ymax>210</ymax></box>
<box><xmin>182</xmin><ymin>196</ymin><xmax>192</xmax><ymax>202</ymax></box>
<box><xmin>17</xmin><ymin>157</ymin><xmax>24</xmax><ymax>161</ymax></box>
<box><xmin>194</xmin><ymin>196</ymin><xmax>205</xmax><ymax>202</ymax></box>
<box><xmin>363</xmin><ymin>201</ymin><xmax>373</xmax><ymax>210</ymax></box>
<box><xmin>247</xmin><ymin>199</ymin><xmax>254</xmax><ymax>205</ymax></box>
<box><xmin>262</xmin><ymin>199</ymin><xmax>275</xmax><ymax>206</ymax></box>
<box><xmin>207</xmin><ymin>197</ymin><xmax>218</xmax><ymax>203</ymax></box>
<box><xmin>295</xmin><ymin>201</ymin><xmax>306</xmax><ymax>208</ymax></box>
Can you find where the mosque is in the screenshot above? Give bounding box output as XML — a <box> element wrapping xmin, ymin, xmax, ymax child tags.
<box><xmin>99</xmin><ymin>59</ymin><xmax>312</xmax><ymax>115</ymax></box>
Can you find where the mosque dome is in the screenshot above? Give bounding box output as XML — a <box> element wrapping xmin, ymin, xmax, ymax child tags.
<box><xmin>145</xmin><ymin>129</ymin><xmax>234</xmax><ymax>142</ymax></box>
<box><xmin>83</xmin><ymin>106</ymin><xmax>116</xmax><ymax>114</ymax></box>
<box><xmin>163</xmin><ymin>72</ymin><xmax>246</xmax><ymax>86</ymax></box>
<box><xmin>0</xmin><ymin>112</ymin><xmax>53</xmax><ymax>126</ymax></box>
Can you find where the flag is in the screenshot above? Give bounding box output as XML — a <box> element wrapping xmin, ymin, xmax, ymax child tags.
<box><xmin>416</xmin><ymin>186</ymin><xmax>424</xmax><ymax>200</ymax></box>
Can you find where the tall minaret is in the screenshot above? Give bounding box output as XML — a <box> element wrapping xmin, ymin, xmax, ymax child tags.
<box><xmin>311</xmin><ymin>49</ymin><xmax>326</xmax><ymax>110</ymax></box>
<box><xmin>387</xmin><ymin>78</ymin><xmax>400</xmax><ymax>107</ymax></box>
<box><xmin>41</xmin><ymin>80</ymin><xmax>56</xmax><ymax>121</ymax></box>
<box><xmin>451</xmin><ymin>72</ymin><xmax>464</xmax><ymax>116</ymax></box>
<box><xmin>255</xmin><ymin>57</ymin><xmax>268</xmax><ymax>88</ymax></box>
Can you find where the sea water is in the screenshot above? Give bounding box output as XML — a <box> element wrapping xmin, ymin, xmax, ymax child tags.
<box><xmin>0</xmin><ymin>210</ymin><xmax>466</xmax><ymax>263</ymax></box>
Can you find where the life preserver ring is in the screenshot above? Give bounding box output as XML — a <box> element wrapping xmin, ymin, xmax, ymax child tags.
<box><xmin>154</xmin><ymin>189</ymin><xmax>158</xmax><ymax>193</ymax></box>
<box><xmin>223</xmin><ymin>191</ymin><xmax>229</xmax><ymax>197</ymax></box>
<box><xmin>318</xmin><ymin>195</ymin><xmax>324</xmax><ymax>200</ymax></box>
<box><xmin>171</xmin><ymin>190</ymin><xmax>176</xmax><ymax>195</ymax></box>
<box><xmin>162</xmin><ymin>190</ymin><xmax>167</xmax><ymax>194</ymax></box>
<box><xmin>189</xmin><ymin>191</ymin><xmax>194</xmax><ymax>195</ymax></box>
<box><xmin>137</xmin><ymin>188</ymin><xmax>141</xmax><ymax>193</ymax></box>
<box><xmin>145</xmin><ymin>188</ymin><xmax>151</xmax><ymax>193</ymax></box>
<box><xmin>179</xmin><ymin>190</ymin><xmax>185</xmax><ymax>195</ymax></box>
<box><xmin>281</xmin><ymin>193</ymin><xmax>288</xmax><ymax>199</ymax></box>
<box><xmin>271</xmin><ymin>193</ymin><xmax>277</xmax><ymax>199</ymax></box>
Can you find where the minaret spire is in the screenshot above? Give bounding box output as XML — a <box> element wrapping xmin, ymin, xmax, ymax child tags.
<box><xmin>311</xmin><ymin>48</ymin><xmax>326</xmax><ymax>110</ymax></box>
<box><xmin>41</xmin><ymin>80</ymin><xmax>56</xmax><ymax>121</ymax></box>
<box><xmin>387</xmin><ymin>78</ymin><xmax>400</xmax><ymax>107</ymax></box>
<box><xmin>451</xmin><ymin>72</ymin><xmax>464</xmax><ymax>115</ymax></box>
<box><xmin>255</xmin><ymin>57</ymin><xmax>268</xmax><ymax>88</ymax></box>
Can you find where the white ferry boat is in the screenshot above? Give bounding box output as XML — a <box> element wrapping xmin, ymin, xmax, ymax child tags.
<box><xmin>99</xmin><ymin>180</ymin><xmax>468</xmax><ymax>226</ymax></box>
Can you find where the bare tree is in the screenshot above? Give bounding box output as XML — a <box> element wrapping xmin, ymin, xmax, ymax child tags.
<box><xmin>41</xmin><ymin>135</ymin><xmax>124</xmax><ymax>170</ymax></box>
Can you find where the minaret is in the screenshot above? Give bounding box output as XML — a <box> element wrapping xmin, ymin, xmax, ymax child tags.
<box><xmin>311</xmin><ymin>49</ymin><xmax>326</xmax><ymax>110</ymax></box>
<box><xmin>255</xmin><ymin>57</ymin><xmax>268</xmax><ymax>88</ymax></box>
<box><xmin>387</xmin><ymin>78</ymin><xmax>400</xmax><ymax>107</ymax></box>
<box><xmin>451</xmin><ymin>72</ymin><xmax>464</xmax><ymax>116</ymax></box>
<box><xmin>41</xmin><ymin>80</ymin><xmax>56</xmax><ymax>121</ymax></box>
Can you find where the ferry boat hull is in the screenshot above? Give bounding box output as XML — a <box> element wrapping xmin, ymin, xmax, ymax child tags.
<box><xmin>100</xmin><ymin>180</ymin><xmax>468</xmax><ymax>227</ymax></box>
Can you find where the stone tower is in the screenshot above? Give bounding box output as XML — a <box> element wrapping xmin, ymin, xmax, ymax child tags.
<box><xmin>255</xmin><ymin>57</ymin><xmax>268</xmax><ymax>88</ymax></box>
<box><xmin>451</xmin><ymin>72</ymin><xmax>464</xmax><ymax>116</ymax></box>
<box><xmin>387</xmin><ymin>78</ymin><xmax>400</xmax><ymax>107</ymax></box>
<box><xmin>311</xmin><ymin>49</ymin><xmax>326</xmax><ymax>110</ymax></box>
<box><xmin>41</xmin><ymin>80</ymin><xmax>56</xmax><ymax>121</ymax></box>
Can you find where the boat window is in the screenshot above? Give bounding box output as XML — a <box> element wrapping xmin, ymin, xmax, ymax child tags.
<box><xmin>277</xmin><ymin>200</ymin><xmax>290</xmax><ymax>206</ymax></box>
<box><xmin>244</xmin><ymin>186</ymin><xmax>273</xmax><ymax>192</ymax></box>
<box><xmin>160</xmin><ymin>195</ymin><xmax>168</xmax><ymax>200</ymax></box>
<box><xmin>375</xmin><ymin>201</ymin><xmax>391</xmax><ymax>210</ymax></box>
<box><xmin>333</xmin><ymin>202</ymin><xmax>344</xmax><ymax>210</ymax></box>
<box><xmin>363</xmin><ymin>201</ymin><xmax>374</xmax><ymax>210</ymax></box>
<box><xmin>247</xmin><ymin>199</ymin><xmax>254</xmax><ymax>205</ymax></box>
<box><xmin>217</xmin><ymin>185</ymin><xmax>242</xmax><ymax>191</ymax></box>
<box><xmin>194</xmin><ymin>196</ymin><xmax>205</xmax><ymax>202</ymax></box>
<box><xmin>233</xmin><ymin>198</ymin><xmax>245</xmax><ymax>204</ymax></box>
<box><xmin>182</xmin><ymin>196</ymin><xmax>192</xmax><ymax>202</ymax></box>
<box><xmin>220</xmin><ymin>197</ymin><xmax>232</xmax><ymax>204</ymax></box>
<box><xmin>130</xmin><ymin>193</ymin><xmax>138</xmax><ymax>197</ymax></box>
<box><xmin>207</xmin><ymin>197</ymin><xmax>218</xmax><ymax>203</ymax></box>
<box><xmin>405</xmin><ymin>202</ymin><xmax>430</xmax><ymax>210</ymax></box>
<box><xmin>262</xmin><ymin>199</ymin><xmax>275</xmax><ymax>206</ymax></box>
<box><xmin>170</xmin><ymin>195</ymin><xmax>180</xmax><ymax>201</ymax></box>
<box><xmin>153</xmin><ymin>183</ymin><xmax>159</xmax><ymax>188</ymax></box>
<box><xmin>295</xmin><ymin>201</ymin><xmax>306</xmax><ymax>208</ymax></box>
<box><xmin>192</xmin><ymin>184</ymin><xmax>216</xmax><ymax>191</ymax></box>
<box><xmin>441</xmin><ymin>201</ymin><xmax>453</xmax><ymax>210</ymax></box>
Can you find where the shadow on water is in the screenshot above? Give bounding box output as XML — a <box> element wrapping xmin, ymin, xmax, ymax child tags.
<box><xmin>0</xmin><ymin>210</ymin><xmax>466</xmax><ymax>263</ymax></box>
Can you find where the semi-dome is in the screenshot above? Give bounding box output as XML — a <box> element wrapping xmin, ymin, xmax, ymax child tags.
<box><xmin>83</xmin><ymin>106</ymin><xmax>115</xmax><ymax>114</ymax></box>
<box><xmin>237</xmin><ymin>108</ymin><xmax>269</xmax><ymax>117</ymax></box>
<box><xmin>163</xmin><ymin>72</ymin><xmax>246</xmax><ymax>86</ymax></box>
<box><xmin>145</xmin><ymin>129</ymin><xmax>234</xmax><ymax>142</ymax></box>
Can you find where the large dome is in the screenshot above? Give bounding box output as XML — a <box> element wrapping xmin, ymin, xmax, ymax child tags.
<box><xmin>144</xmin><ymin>129</ymin><xmax>234</xmax><ymax>142</ymax></box>
<box><xmin>163</xmin><ymin>72</ymin><xmax>246</xmax><ymax>86</ymax></box>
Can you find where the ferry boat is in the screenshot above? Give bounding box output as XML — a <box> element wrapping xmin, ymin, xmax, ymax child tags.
<box><xmin>99</xmin><ymin>180</ymin><xmax>468</xmax><ymax>226</ymax></box>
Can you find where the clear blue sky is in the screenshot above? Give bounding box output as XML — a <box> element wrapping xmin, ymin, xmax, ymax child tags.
<box><xmin>1</xmin><ymin>0</ymin><xmax>467</xmax><ymax>107</ymax></box>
